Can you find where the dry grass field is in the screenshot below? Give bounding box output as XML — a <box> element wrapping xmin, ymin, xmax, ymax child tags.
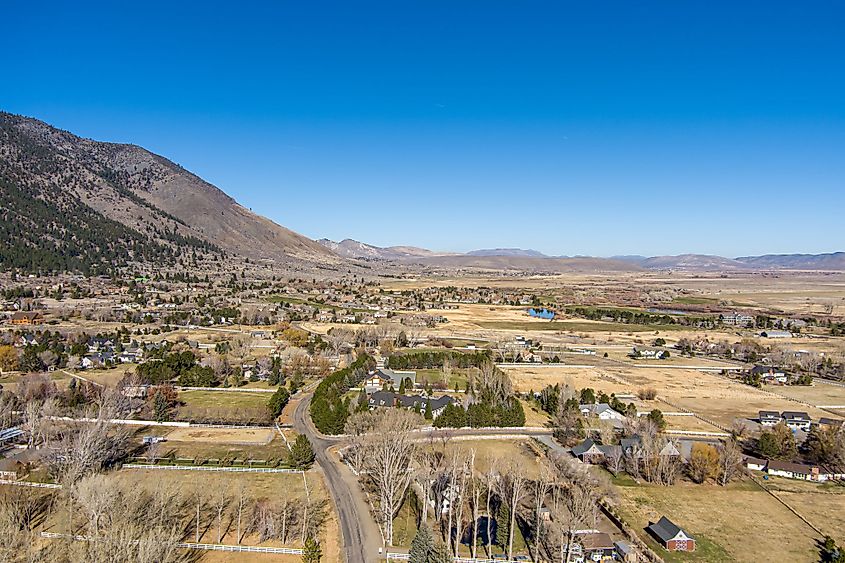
<box><xmin>110</xmin><ymin>468</ymin><xmax>341</xmax><ymax>562</ymax></box>
<box><xmin>165</xmin><ymin>426</ymin><xmax>276</xmax><ymax>445</ymax></box>
<box><xmin>501</xmin><ymin>363</ymin><xmax>837</xmax><ymax>428</ymax></box>
<box><xmin>616</xmin><ymin>478</ymin><xmax>820</xmax><ymax>562</ymax></box>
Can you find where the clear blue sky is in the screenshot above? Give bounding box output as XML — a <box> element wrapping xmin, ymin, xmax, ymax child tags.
<box><xmin>2</xmin><ymin>1</ymin><xmax>844</xmax><ymax>257</ymax></box>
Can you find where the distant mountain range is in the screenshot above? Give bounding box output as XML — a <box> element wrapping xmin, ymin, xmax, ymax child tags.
<box><xmin>4</xmin><ymin>110</ymin><xmax>841</xmax><ymax>276</ymax></box>
<box><xmin>318</xmin><ymin>239</ymin><xmax>845</xmax><ymax>272</ymax></box>
<box><xmin>0</xmin><ymin>112</ymin><xmax>339</xmax><ymax>274</ymax></box>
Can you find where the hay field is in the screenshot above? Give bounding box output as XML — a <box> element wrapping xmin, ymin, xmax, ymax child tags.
<box><xmin>165</xmin><ymin>426</ymin><xmax>276</xmax><ymax>445</ymax></box>
<box><xmin>503</xmin><ymin>364</ymin><xmax>833</xmax><ymax>427</ymax></box>
<box><xmin>763</xmin><ymin>382</ymin><xmax>845</xmax><ymax>408</ymax></box>
<box><xmin>616</xmin><ymin>479</ymin><xmax>819</xmax><ymax>562</ymax></box>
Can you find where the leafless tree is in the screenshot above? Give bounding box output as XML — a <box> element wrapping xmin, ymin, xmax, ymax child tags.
<box><xmin>213</xmin><ymin>485</ymin><xmax>231</xmax><ymax>542</ymax></box>
<box><xmin>360</xmin><ymin>408</ymin><xmax>419</xmax><ymax>545</ymax></box>
<box><xmin>234</xmin><ymin>480</ymin><xmax>249</xmax><ymax>544</ymax></box>
<box><xmin>467</xmin><ymin>450</ymin><xmax>483</xmax><ymax>559</ymax></box>
<box><xmin>483</xmin><ymin>457</ymin><xmax>498</xmax><ymax>557</ymax></box>
<box><xmin>532</xmin><ymin>460</ymin><xmax>555</xmax><ymax>558</ymax></box>
<box><xmin>718</xmin><ymin>438</ymin><xmax>746</xmax><ymax>486</ymax></box>
<box><xmin>604</xmin><ymin>447</ymin><xmax>624</xmax><ymax>475</ymax></box>
<box><xmin>499</xmin><ymin>460</ymin><xmax>529</xmax><ymax>560</ymax></box>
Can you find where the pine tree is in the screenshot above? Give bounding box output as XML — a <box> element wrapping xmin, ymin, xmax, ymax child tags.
<box><xmin>495</xmin><ymin>501</ymin><xmax>510</xmax><ymax>548</ymax></box>
<box><xmin>424</xmin><ymin>400</ymin><xmax>433</xmax><ymax>421</ymax></box>
<box><xmin>302</xmin><ymin>536</ymin><xmax>322</xmax><ymax>563</ymax></box>
<box><xmin>409</xmin><ymin>525</ymin><xmax>435</xmax><ymax>563</ymax></box>
<box><xmin>289</xmin><ymin>434</ymin><xmax>316</xmax><ymax>469</ymax></box>
<box><xmin>153</xmin><ymin>391</ymin><xmax>170</xmax><ymax>422</ymax></box>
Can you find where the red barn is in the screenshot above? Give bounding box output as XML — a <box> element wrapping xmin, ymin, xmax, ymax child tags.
<box><xmin>647</xmin><ymin>516</ymin><xmax>695</xmax><ymax>552</ymax></box>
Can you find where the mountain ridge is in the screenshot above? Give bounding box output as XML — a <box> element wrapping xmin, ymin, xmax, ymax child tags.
<box><xmin>0</xmin><ymin>111</ymin><xmax>339</xmax><ymax>273</ymax></box>
<box><xmin>318</xmin><ymin>238</ymin><xmax>845</xmax><ymax>272</ymax></box>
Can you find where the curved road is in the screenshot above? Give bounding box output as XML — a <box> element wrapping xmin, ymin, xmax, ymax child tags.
<box><xmin>293</xmin><ymin>394</ymin><xmax>383</xmax><ymax>563</ymax></box>
<box><xmin>293</xmin><ymin>393</ymin><xmax>567</xmax><ymax>562</ymax></box>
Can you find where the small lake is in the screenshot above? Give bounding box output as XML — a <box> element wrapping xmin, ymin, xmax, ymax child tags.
<box><xmin>528</xmin><ymin>308</ymin><xmax>555</xmax><ymax>320</ymax></box>
<box><xmin>647</xmin><ymin>308</ymin><xmax>689</xmax><ymax>316</ymax></box>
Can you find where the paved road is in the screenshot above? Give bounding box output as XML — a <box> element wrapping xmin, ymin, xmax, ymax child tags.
<box><xmin>293</xmin><ymin>394</ymin><xmax>383</xmax><ymax>563</ymax></box>
<box><xmin>292</xmin><ymin>395</ymin><xmax>567</xmax><ymax>562</ymax></box>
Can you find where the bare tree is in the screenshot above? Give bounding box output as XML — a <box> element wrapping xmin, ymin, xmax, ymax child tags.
<box><xmin>718</xmin><ymin>438</ymin><xmax>745</xmax><ymax>486</ymax></box>
<box><xmin>234</xmin><ymin>480</ymin><xmax>249</xmax><ymax>544</ymax></box>
<box><xmin>532</xmin><ymin>460</ymin><xmax>555</xmax><ymax>558</ymax></box>
<box><xmin>213</xmin><ymin>485</ymin><xmax>231</xmax><ymax>542</ymax></box>
<box><xmin>360</xmin><ymin>408</ymin><xmax>419</xmax><ymax>545</ymax></box>
<box><xmin>500</xmin><ymin>460</ymin><xmax>529</xmax><ymax>560</ymax></box>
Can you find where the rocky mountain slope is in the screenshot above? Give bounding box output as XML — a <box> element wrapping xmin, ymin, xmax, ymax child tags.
<box><xmin>0</xmin><ymin>112</ymin><xmax>338</xmax><ymax>273</ymax></box>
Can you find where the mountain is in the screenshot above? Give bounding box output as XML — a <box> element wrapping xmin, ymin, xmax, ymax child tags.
<box><xmin>632</xmin><ymin>254</ymin><xmax>749</xmax><ymax>271</ymax></box>
<box><xmin>0</xmin><ymin>112</ymin><xmax>338</xmax><ymax>273</ymax></box>
<box><xmin>317</xmin><ymin>239</ymin><xmax>446</xmax><ymax>260</ymax></box>
<box><xmin>413</xmin><ymin>254</ymin><xmax>641</xmax><ymax>272</ymax></box>
<box><xmin>735</xmin><ymin>252</ymin><xmax>845</xmax><ymax>270</ymax></box>
<box><xmin>466</xmin><ymin>248</ymin><xmax>548</xmax><ymax>258</ymax></box>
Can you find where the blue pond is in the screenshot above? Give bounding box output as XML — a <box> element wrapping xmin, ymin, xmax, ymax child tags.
<box><xmin>527</xmin><ymin>308</ymin><xmax>555</xmax><ymax>320</ymax></box>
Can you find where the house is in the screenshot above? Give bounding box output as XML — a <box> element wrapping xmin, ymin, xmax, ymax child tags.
<box><xmin>765</xmin><ymin>460</ymin><xmax>820</xmax><ymax>481</ymax></box>
<box><xmin>363</xmin><ymin>368</ymin><xmax>416</xmax><ymax>394</ymax></box>
<box><xmin>759</xmin><ymin>410</ymin><xmax>781</xmax><ymax>426</ymax></box>
<box><xmin>579</xmin><ymin>403</ymin><xmax>625</xmax><ymax>422</ymax></box>
<box><xmin>0</xmin><ymin>426</ymin><xmax>23</xmax><ymax>446</ymax></box>
<box><xmin>579</xmin><ymin>532</ymin><xmax>615</xmax><ymax>561</ymax></box>
<box><xmin>647</xmin><ymin>516</ymin><xmax>696</xmax><ymax>552</ymax></box>
<box><xmin>781</xmin><ymin>411</ymin><xmax>812</xmax><ymax>431</ymax></box>
<box><xmin>367</xmin><ymin>391</ymin><xmax>455</xmax><ymax>419</ymax></box>
<box><xmin>720</xmin><ymin>312</ymin><xmax>754</xmax><ymax>326</ymax></box>
<box><xmin>744</xmin><ymin>455</ymin><xmax>767</xmax><ymax>472</ymax></box>
<box><xmin>760</xmin><ymin>330</ymin><xmax>792</xmax><ymax>338</ymax></box>
<box><xmin>818</xmin><ymin>417</ymin><xmax>845</xmax><ymax>430</ymax></box>
<box><xmin>571</xmin><ymin>439</ymin><xmax>606</xmax><ymax>463</ymax></box>
<box><xmin>0</xmin><ymin>458</ymin><xmax>24</xmax><ymax>480</ymax></box>
<box><xmin>614</xmin><ymin>540</ymin><xmax>637</xmax><ymax>562</ymax></box>
<box><xmin>764</xmin><ymin>459</ymin><xmax>844</xmax><ymax>482</ymax></box>
<box><xmin>10</xmin><ymin>311</ymin><xmax>42</xmax><ymax>325</ymax></box>
<box><xmin>18</xmin><ymin>334</ymin><xmax>39</xmax><ymax>347</ymax></box>
<box><xmin>122</xmin><ymin>385</ymin><xmax>150</xmax><ymax>399</ymax></box>
<box><xmin>750</xmin><ymin>365</ymin><xmax>788</xmax><ymax>384</ymax></box>
<box><xmin>630</xmin><ymin>347</ymin><xmax>668</xmax><ymax>360</ymax></box>
<box><xmin>142</xmin><ymin>436</ymin><xmax>166</xmax><ymax>445</ymax></box>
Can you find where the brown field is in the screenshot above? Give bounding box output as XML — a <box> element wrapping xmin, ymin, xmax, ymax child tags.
<box><xmin>764</xmin><ymin>382</ymin><xmax>845</xmax><ymax>408</ymax></box>
<box><xmin>616</xmin><ymin>479</ymin><xmax>820</xmax><ymax>562</ymax></box>
<box><xmin>166</xmin><ymin>426</ymin><xmax>276</xmax><ymax>444</ymax></box>
<box><xmin>503</xmin><ymin>364</ymin><xmax>835</xmax><ymax>428</ymax></box>
<box><xmin>110</xmin><ymin>468</ymin><xmax>340</xmax><ymax>562</ymax></box>
<box><xmin>501</xmin><ymin>365</ymin><xmax>632</xmax><ymax>395</ymax></box>
<box><xmin>763</xmin><ymin>478</ymin><xmax>845</xmax><ymax>541</ymax></box>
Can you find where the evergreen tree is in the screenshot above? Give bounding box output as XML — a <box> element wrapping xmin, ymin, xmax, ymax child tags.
<box><xmin>424</xmin><ymin>400</ymin><xmax>433</xmax><ymax>421</ymax></box>
<box><xmin>153</xmin><ymin>391</ymin><xmax>171</xmax><ymax>422</ymax></box>
<box><xmin>268</xmin><ymin>385</ymin><xmax>291</xmax><ymax>418</ymax></box>
<box><xmin>495</xmin><ymin>501</ymin><xmax>510</xmax><ymax>547</ymax></box>
<box><xmin>302</xmin><ymin>536</ymin><xmax>322</xmax><ymax>563</ymax></box>
<box><xmin>409</xmin><ymin>525</ymin><xmax>435</xmax><ymax>563</ymax></box>
<box><xmin>289</xmin><ymin>434</ymin><xmax>316</xmax><ymax>469</ymax></box>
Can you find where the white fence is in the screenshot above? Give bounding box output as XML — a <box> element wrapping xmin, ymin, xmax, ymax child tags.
<box><xmin>40</xmin><ymin>532</ymin><xmax>303</xmax><ymax>554</ymax></box>
<box><xmin>175</xmin><ymin>386</ymin><xmax>276</xmax><ymax>394</ymax></box>
<box><xmin>386</xmin><ymin>554</ymin><xmax>500</xmax><ymax>562</ymax></box>
<box><xmin>123</xmin><ymin>464</ymin><xmax>303</xmax><ymax>474</ymax></box>
<box><xmin>0</xmin><ymin>479</ymin><xmax>62</xmax><ymax>489</ymax></box>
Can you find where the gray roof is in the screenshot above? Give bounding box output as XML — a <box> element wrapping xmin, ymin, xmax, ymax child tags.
<box><xmin>648</xmin><ymin>516</ymin><xmax>686</xmax><ymax>543</ymax></box>
<box><xmin>571</xmin><ymin>439</ymin><xmax>598</xmax><ymax>457</ymax></box>
<box><xmin>368</xmin><ymin>391</ymin><xmax>453</xmax><ymax>411</ymax></box>
<box><xmin>782</xmin><ymin>411</ymin><xmax>811</xmax><ymax>421</ymax></box>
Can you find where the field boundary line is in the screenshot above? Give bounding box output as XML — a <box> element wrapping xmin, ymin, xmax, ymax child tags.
<box><xmin>39</xmin><ymin>532</ymin><xmax>304</xmax><ymax>554</ymax></box>
<box><xmin>123</xmin><ymin>464</ymin><xmax>303</xmax><ymax>474</ymax></box>
<box><xmin>0</xmin><ymin>479</ymin><xmax>62</xmax><ymax>489</ymax></box>
<box><xmin>748</xmin><ymin>475</ymin><xmax>824</xmax><ymax>537</ymax></box>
